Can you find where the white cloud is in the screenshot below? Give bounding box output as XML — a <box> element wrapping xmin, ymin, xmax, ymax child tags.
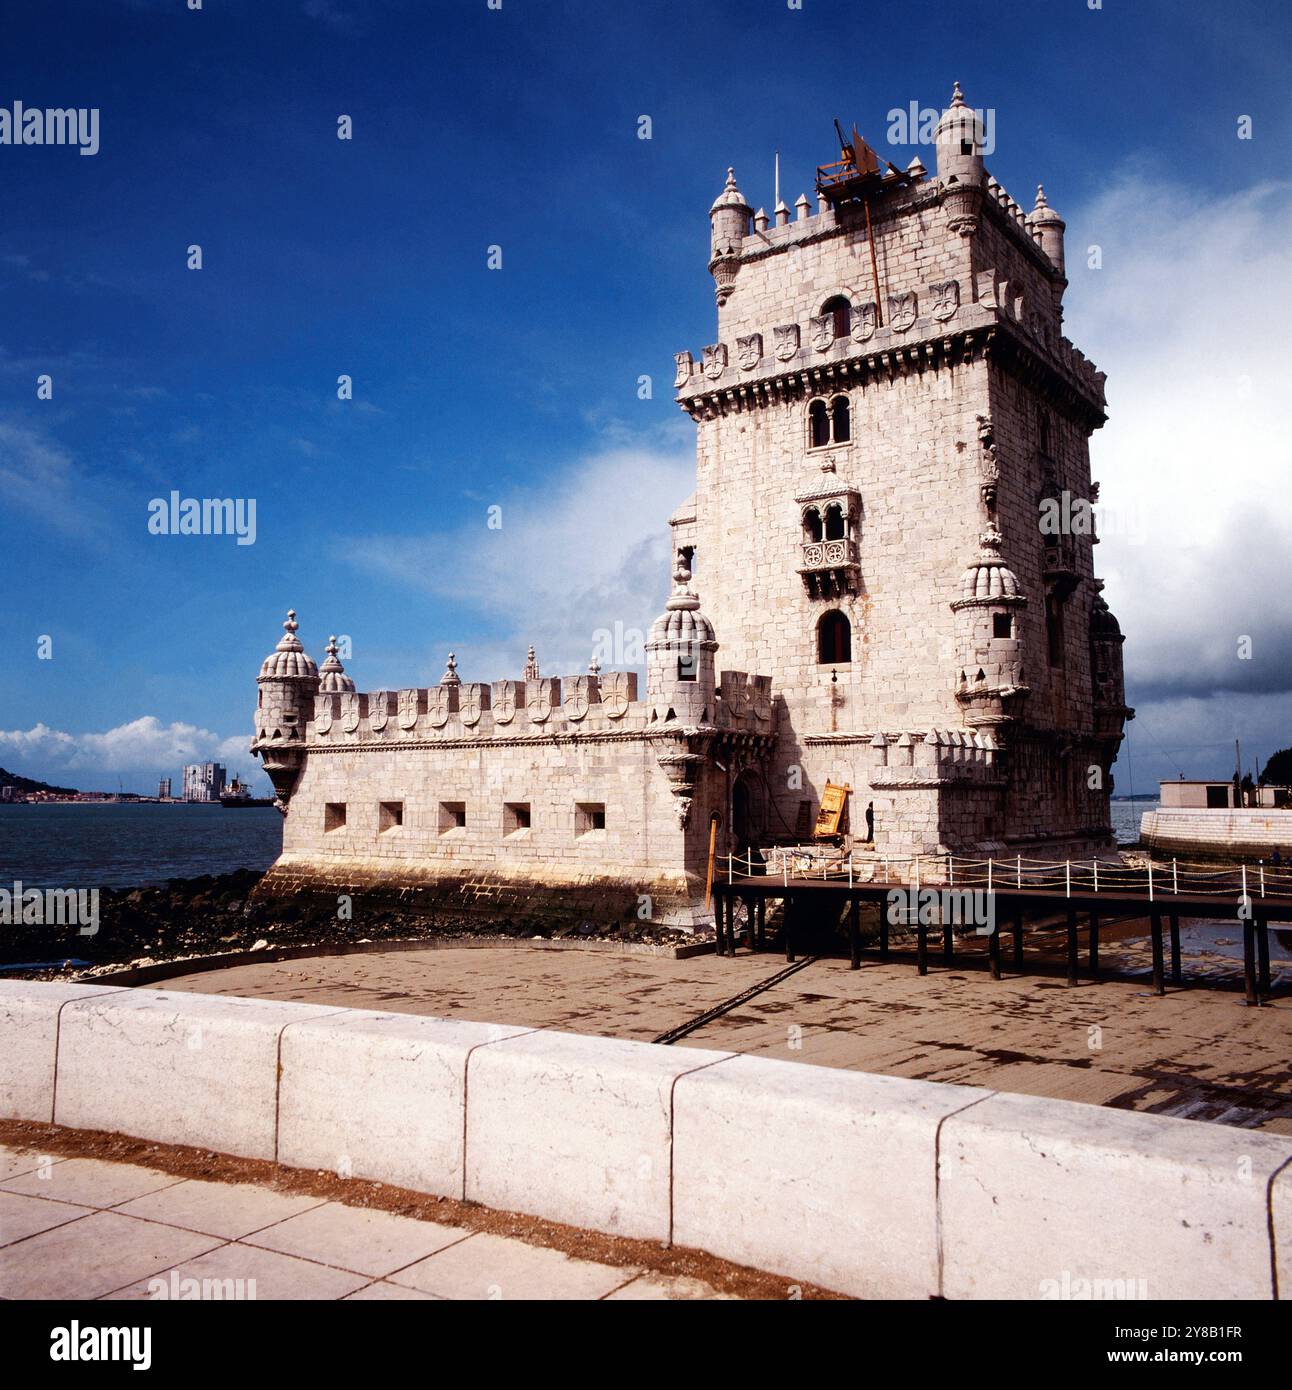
<box><xmin>341</xmin><ymin>443</ymin><xmax>694</xmax><ymax>682</ymax></box>
<box><xmin>1070</xmin><ymin>172</ymin><xmax>1292</xmax><ymax>703</ymax></box>
<box><xmin>0</xmin><ymin>717</ymin><xmax>249</xmax><ymax>785</ymax></box>
<box><xmin>0</xmin><ymin>419</ymin><xmax>106</xmax><ymax>538</ymax></box>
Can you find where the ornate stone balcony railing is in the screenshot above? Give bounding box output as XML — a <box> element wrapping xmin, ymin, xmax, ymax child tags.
<box><xmin>798</xmin><ymin>537</ymin><xmax>860</xmax><ymax>598</ymax></box>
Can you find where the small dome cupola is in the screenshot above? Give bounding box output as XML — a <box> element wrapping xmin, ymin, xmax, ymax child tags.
<box><xmin>956</xmin><ymin>531</ymin><xmax>1024</xmax><ymax>602</ymax></box>
<box><xmin>258</xmin><ymin>609</ymin><xmax>319</xmax><ymax>681</ymax></box>
<box><xmin>1028</xmin><ymin>184</ymin><xmax>1068</xmax><ymax>317</ymax></box>
<box><xmin>646</xmin><ymin>553</ymin><xmax>718</xmax><ymax>723</ymax></box>
<box><xmin>317</xmin><ymin>635</ymin><xmax>355</xmax><ymax>694</ymax></box>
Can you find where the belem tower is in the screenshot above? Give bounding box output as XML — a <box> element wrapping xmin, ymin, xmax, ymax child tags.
<box><xmin>250</xmin><ymin>86</ymin><xmax>1132</xmax><ymax>928</ymax></box>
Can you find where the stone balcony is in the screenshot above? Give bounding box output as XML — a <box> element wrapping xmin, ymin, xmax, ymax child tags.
<box><xmin>797</xmin><ymin>537</ymin><xmax>861</xmax><ymax>598</ymax></box>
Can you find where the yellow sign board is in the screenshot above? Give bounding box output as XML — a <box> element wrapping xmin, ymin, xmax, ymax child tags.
<box><xmin>814</xmin><ymin>782</ymin><xmax>851</xmax><ymax>838</ymax></box>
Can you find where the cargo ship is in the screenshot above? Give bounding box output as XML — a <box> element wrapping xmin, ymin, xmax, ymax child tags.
<box><xmin>218</xmin><ymin>776</ymin><xmax>274</xmax><ymax>809</ymax></box>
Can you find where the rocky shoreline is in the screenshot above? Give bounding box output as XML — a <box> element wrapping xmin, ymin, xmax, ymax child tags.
<box><xmin>0</xmin><ymin>868</ymin><xmax>698</xmax><ymax>980</ymax></box>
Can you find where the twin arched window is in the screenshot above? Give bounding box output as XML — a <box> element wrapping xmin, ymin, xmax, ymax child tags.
<box><xmin>802</xmin><ymin>502</ymin><xmax>848</xmax><ymax>543</ymax></box>
<box><xmin>808</xmin><ymin>394</ymin><xmax>851</xmax><ymax>449</ymax></box>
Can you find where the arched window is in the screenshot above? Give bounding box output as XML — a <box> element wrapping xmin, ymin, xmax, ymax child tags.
<box><xmin>802</xmin><ymin>507</ymin><xmax>823</xmax><ymax>543</ymax></box>
<box><xmin>823</xmin><ymin>503</ymin><xmax>845</xmax><ymax>541</ymax></box>
<box><xmin>808</xmin><ymin>399</ymin><xmax>830</xmax><ymax>449</ymax></box>
<box><xmin>831</xmin><ymin>394</ymin><xmax>850</xmax><ymax>443</ymax></box>
<box><xmin>817</xmin><ymin>610</ymin><xmax>852</xmax><ymax>664</ymax></box>
<box><xmin>821</xmin><ymin>295</ymin><xmax>851</xmax><ymax>339</ymax></box>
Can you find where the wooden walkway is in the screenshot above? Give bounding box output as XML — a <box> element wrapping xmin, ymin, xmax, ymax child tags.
<box><xmin>710</xmin><ymin>854</ymin><xmax>1292</xmax><ymax>1006</ymax></box>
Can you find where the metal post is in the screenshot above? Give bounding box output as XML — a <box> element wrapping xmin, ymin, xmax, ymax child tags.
<box><xmin>1259</xmin><ymin>865</ymin><xmax>1265</xmax><ymax>899</ymax></box>
<box><xmin>1242</xmin><ymin>915</ymin><xmax>1258</xmax><ymax>1006</ymax></box>
<box><xmin>947</xmin><ymin>853</ymin><xmax>952</xmax><ymax>886</ymax></box>
<box><xmin>915</xmin><ymin>856</ymin><xmax>921</xmax><ymax>892</ymax></box>
<box><xmin>1093</xmin><ymin>858</ymin><xmax>1099</xmax><ymax>893</ymax></box>
<box><xmin>1150</xmin><ymin>910</ymin><xmax>1165</xmax><ymax>996</ymax></box>
<box><xmin>987</xmin><ymin>858</ymin><xmax>993</xmax><ymax>895</ymax></box>
<box><xmin>916</xmin><ymin>914</ymin><xmax>928</xmax><ymax>976</ymax></box>
<box><xmin>1065</xmin><ymin>861</ymin><xmax>1071</xmax><ymax>898</ymax></box>
<box><xmin>1148</xmin><ymin>861</ymin><xmax>1154</xmax><ymax>903</ymax></box>
<box><xmin>879</xmin><ymin>896</ymin><xmax>890</xmax><ymax>959</ymax></box>
<box><xmin>1172</xmin><ymin>859</ymin><xmax>1178</xmax><ymax>895</ymax></box>
<box><xmin>1256</xmin><ymin>914</ymin><xmax>1271</xmax><ymax>998</ymax></box>
<box><xmin>1169</xmin><ymin>911</ymin><xmax>1181</xmax><ymax>986</ymax></box>
<box><xmin>727</xmin><ymin>852</ymin><xmax>733</xmax><ymax>885</ymax></box>
<box><xmin>1017</xmin><ymin>854</ymin><xmax>1022</xmax><ymax>888</ymax></box>
<box><xmin>848</xmin><ymin>854</ymin><xmax>854</xmax><ymax>889</ymax></box>
<box><xmin>1066</xmin><ymin>903</ymin><xmax>1078</xmax><ymax>986</ymax></box>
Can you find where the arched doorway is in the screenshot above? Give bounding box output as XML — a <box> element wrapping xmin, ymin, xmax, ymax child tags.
<box><xmin>731</xmin><ymin>770</ymin><xmax>765</xmax><ymax>851</ymax></box>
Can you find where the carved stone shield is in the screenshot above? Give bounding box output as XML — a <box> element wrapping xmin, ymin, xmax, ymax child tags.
<box><xmin>851</xmin><ymin>302</ymin><xmax>878</xmax><ymax>342</ymax></box>
<box><xmin>368</xmin><ymin>691</ymin><xmax>389</xmax><ymax>734</ymax></box>
<box><xmin>809</xmin><ymin>314</ymin><xmax>834</xmax><ymax>352</ymax></box>
<box><xmin>493</xmin><ymin>681</ymin><xmax>518</xmax><ymax>725</ymax></box>
<box><xmin>527</xmin><ymin>678</ymin><xmax>555</xmax><ymax>723</ymax></box>
<box><xmin>314</xmin><ymin>696</ymin><xmax>333</xmax><ymax>736</ymax></box>
<box><xmin>673</xmin><ymin>351</ymin><xmax>693</xmax><ymax>388</ymax></box>
<box><xmin>773</xmin><ymin>324</ymin><xmax>800</xmax><ymax>360</ymax></box>
<box><xmin>602</xmin><ymin>671</ymin><xmax>633</xmax><ymax>719</ymax></box>
<box><xmin>428</xmin><ymin>685</ymin><xmax>451</xmax><ymax>729</ymax></box>
<box><xmin>397</xmin><ymin>688</ymin><xmax>420</xmax><ymax>731</ymax></box>
<box><xmin>931</xmin><ymin>279</ymin><xmax>960</xmax><ymax>321</ymax></box>
<box><xmin>702</xmin><ymin>343</ymin><xmax>727</xmax><ymax>381</ymax></box>
<box><xmin>340</xmin><ymin>692</ymin><xmax>361</xmax><ymax>734</ymax></box>
<box><xmin>460</xmin><ymin>683</ymin><xmax>486</xmax><ymax>727</ymax></box>
<box><xmin>736</xmin><ymin>333</ymin><xmax>762</xmax><ymax>371</ymax></box>
<box><xmin>888</xmin><ymin>291</ymin><xmax>918</xmax><ymax>332</ymax></box>
<box><xmin>564</xmin><ymin>675</ymin><xmax>592</xmax><ymax>722</ymax></box>
<box><xmin>753</xmin><ymin>679</ymin><xmax>772</xmax><ymax>723</ymax></box>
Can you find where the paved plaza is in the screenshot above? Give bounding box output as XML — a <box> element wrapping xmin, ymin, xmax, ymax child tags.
<box><xmin>0</xmin><ymin>1145</ymin><xmax>733</xmax><ymax>1301</ymax></box>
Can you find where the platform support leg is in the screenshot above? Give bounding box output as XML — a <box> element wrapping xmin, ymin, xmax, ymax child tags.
<box><xmin>916</xmin><ymin>917</ymin><xmax>928</xmax><ymax>976</ymax></box>
<box><xmin>1169</xmin><ymin>911</ymin><xmax>1181</xmax><ymax>986</ymax></box>
<box><xmin>989</xmin><ymin>921</ymin><xmax>1001</xmax><ymax>980</ymax></box>
<box><xmin>1243</xmin><ymin>916</ymin><xmax>1259</xmax><ymax>1006</ymax></box>
<box><xmin>1089</xmin><ymin>911</ymin><xmax>1100</xmax><ymax>981</ymax></box>
<box><xmin>1150</xmin><ymin>910</ymin><xmax>1165</xmax><ymax>996</ymax></box>
<box><xmin>1066</xmin><ymin>904</ymin><xmax>1079</xmax><ymax>986</ymax></box>
<box><xmin>849</xmin><ymin>897</ymin><xmax>861</xmax><ymax>970</ymax></box>
<box><xmin>1256</xmin><ymin>914</ymin><xmax>1271</xmax><ymax>998</ymax></box>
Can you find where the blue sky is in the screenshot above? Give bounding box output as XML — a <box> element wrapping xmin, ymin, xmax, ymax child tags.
<box><xmin>1</xmin><ymin>0</ymin><xmax>1289</xmax><ymax>794</ymax></box>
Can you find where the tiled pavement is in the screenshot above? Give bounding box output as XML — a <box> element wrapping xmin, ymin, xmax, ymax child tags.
<box><xmin>0</xmin><ymin>1146</ymin><xmax>733</xmax><ymax>1301</ymax></box>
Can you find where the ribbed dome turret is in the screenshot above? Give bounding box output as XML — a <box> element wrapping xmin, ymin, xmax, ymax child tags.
<box><xmin>709</xmin><ymin>167</ymin><xmax>750</xmax><ymax>215</ymax></box>
<box><xmin>1090</xmin><ymin>593</ymin><xmax>1122</xmax><ymax>637</ymax></box>
<box><xmin>258</xmin><ymin>611</ymin><xmax>319</xmax><ymax>680</ymax></box>
<box><xmin>957</xmin><ymin>532</ymin><xmax>1023</xmax><ymax>603</ymax></box>
<box><xmin>317</xmin><ymin>635</ymin><xmax>355</xmax><ymax>693</ymax></box>
<box><xmin>648</xmin><ymin>560</ymin><xmax>717</xmax><ymax>648</ymax></box>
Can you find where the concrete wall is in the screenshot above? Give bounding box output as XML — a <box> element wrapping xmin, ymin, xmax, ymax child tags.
<box><xmin>4</xmin><ymin>979</ymin><xmax>1288</xmax><ymax>1299</ymax></box>
<box><xmin>1141</xmin><ymin>809</ymin><xmax>1292</xmax><ymax>860</ymax></box>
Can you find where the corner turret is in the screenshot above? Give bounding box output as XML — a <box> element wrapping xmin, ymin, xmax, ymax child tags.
<box><xmin>646</xmin><ymin>554</ymin><xmax>717</xmax><ymax>724</ymax></box>
<box><xmin>708</xmin><ymin>168</ymin><xmax>750</xmax><ymax>306</ymax></box>
<box><xmin>935</xmin><ymin>81</ymin><xmax>986</xmax><ymax>235</ymax></box>
<box><xmin>252</xmin><ymin>610</ymin><xmax>319</xmax><ymax>810</ymax></box>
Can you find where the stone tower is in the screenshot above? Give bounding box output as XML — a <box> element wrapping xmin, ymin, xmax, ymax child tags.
<box><xmin>671</xmin><ymin>85</ymin><xmax>1131</xmax><ymax>857</ymax></box>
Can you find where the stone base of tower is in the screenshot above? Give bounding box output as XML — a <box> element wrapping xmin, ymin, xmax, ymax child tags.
<box><xmin>252</xmin><ymin>854</ymin><xmax>714</xmax><ymax>933</ymax></box>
